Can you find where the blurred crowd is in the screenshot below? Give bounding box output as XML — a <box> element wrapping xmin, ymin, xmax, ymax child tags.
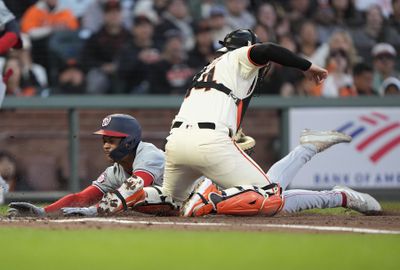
<box><xmin>1</xmin><ymin>0</ymin><xmax>400</xmax><ymax>97</ymax></box>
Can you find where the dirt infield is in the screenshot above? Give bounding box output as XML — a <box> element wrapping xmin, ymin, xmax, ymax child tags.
<box><xmin>1</xmin><ymin>209</ymin><xmax>400</xmax><ymax>234</ymax></box>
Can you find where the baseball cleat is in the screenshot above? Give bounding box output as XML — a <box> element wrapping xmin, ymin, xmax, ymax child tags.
<box><xmin>333</xmin><ymin>185</ymin><xmax>382</xmax><ymax>215</ymax></box>
<box><xmin>180</xmin><ymin>178</ymin><xmax>219</xmax><ymax>217</ymax></box>
<box><xmin>300</xmin><ymin>129</ymin><xmax>352</xmax><ymax>153</ymax></box>
<box><xmin>97</xmin><ymin>176</ymin><xmax>145</xmax><ymax>215</ymax></box>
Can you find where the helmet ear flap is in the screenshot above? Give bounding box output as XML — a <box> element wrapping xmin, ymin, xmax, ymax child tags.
<box><xmin>109</xmin><ymin>135</ymin><xmax>139</xmax><ymax>161</ymax></box>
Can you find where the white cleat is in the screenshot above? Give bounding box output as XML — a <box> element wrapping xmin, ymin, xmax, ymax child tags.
<box><xmin>300</xmin><ymin>129</ymin><xmax>352</xmax><ymax>153</ymax></box>
<box><xmin>333</xmin><ymin>185</ymin><xmax>382</xmax><ymax>215</ymax></box>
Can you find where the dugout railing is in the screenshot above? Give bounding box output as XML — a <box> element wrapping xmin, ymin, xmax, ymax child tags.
<box><xmin>2</xmin><ymin>95</ymin><xmax>399</xmax><ymax>202</ymax></box>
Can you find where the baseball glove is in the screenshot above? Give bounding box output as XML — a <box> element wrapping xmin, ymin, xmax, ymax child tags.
<box><xmin>233</xmin><ymin>128</ymin><xmax>256</xmax><ymax>155</ymax></box>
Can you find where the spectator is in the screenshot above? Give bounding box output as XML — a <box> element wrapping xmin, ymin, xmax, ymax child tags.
<box><xmin>314</xmin><ymin>0</ymin><xmax>363</xmax><ymax>43</ymax></box>
<box><xmin>224</xmin><ymin>0</ymin><xmax>255</xmax><ymax>30</ymax></box>
<box><xmin>81</xmin><ymin>0</ymin><xmax>134</xmax><ymax>35</ymax></box>
<box><xmin>0</xmin><ymin>34</ymin><xmax>48</xmax><ymax>95</ymax></box>
<box><xmin>351</xmin><ymin>4</ymin><xmax>400</xmax><ymax>63</ymax></box>
<box><xmin>154</xmin><ymin>0</ymin><xmax>194</xmax><ymax>50</ymax></box>
<box><xmin>133</xmin><ymin>0</ymin><xmax>169</xmax><ymax>22</ymax></box>
<box><xmin>320</xmin><ymin>47</ymin><xmax>356</xmax><ymax>97</ymax></box>
<box><xmin>117</xmin><ymin>15</ymin><xmax>161</xmax><ymax>94</ymax></box>
<box><xmin>255</xmin><ymin>2</ymin><xmax>278</xmax><ymax>42</ymax></box>
<box><xmin>2</xmin><ymin>54</ymin><xmax>46</xmax><ymax>96</ymax></box>
<box><xmin>148</xmin><ymin>31</ymin><xmax>194</xmax><ymax>94</ymax></box>
<box><xmin>389</xmin><ymin>0</ymin><xmax>400</xmax><ymax>34</ymax></box>
<box><xmin>296</xmin><ymin>20</ymin><xmax>319</xmax><ymax>60</ymax></box>
<box><xmin>285</xmin><ymin>0</ymin><xmax>314</xmax><ymax>26</ymax></box>
<box><xmin>253</xmin><ymin>24</ymin><xmax>270</xmax><ymax>43</ymax></box>
<box><xmin>0</xmin><ymin>151</ymin><xmax>31</xmax><ymax>191</ymax></box>
<box><xmin>188</xmin><ymin>20</ymin><xmax>215</xmax><ymax>71</ymax></box>
<box><xmin>56</xmin><ymin>58</ymin><xmax>86</xmax><ymax>94</ymax></box>
<box><xmin>58</xmin><ymin>0</ymin><xmax>96</xmax><ymax>20</ymax></box>
<box><xmin>353</xmin><ymin>0</ymin><xmax>393</xmax><ymax>18</ymax></box>
<box><xmin>188</xmin><ymin>0</ymin><xmax>224</xmax><ymax>20</ymax></box>
<box><xmin>353</xmin><ymin>62</ymin><xmax>375</xmax><ymax>95</ymax></box>
<box><xmin>81</xmin><ymin>0</ymin><xmax>130</xmax><ymax>94</ymax></box>
<box><xmin>312</xmin><ymin>30</ymin><xmax>358</xmax><ymax>70</ymax></box>
<box><xmin>3</xmin><ymin>0</ymin><xmax>37</xmax><ymax>20</ymax></box>
<box><xmin>20</xmin><ymin>0</ymin><xmax>79</xmax><ymax>70</ymax></box>
<box><xmin>378</xmin><ymin>77</ymin><xmax>400</xmax><ymax>95</ymax></box>
<box><xmin>208</xmin><ymin>5</ymin><xmax>233</xmax><ymax>42</ymax></box>
<box><xmin>371</xmin><ymin>43</ymin><xmax>399</xmax><ymax>93</ymax></box>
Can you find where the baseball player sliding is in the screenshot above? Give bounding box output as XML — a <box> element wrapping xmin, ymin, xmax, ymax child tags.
<box><xmin>8</xmin><ymin>114</ymin><xmax>172</xmax><ymax>216</ymax></box>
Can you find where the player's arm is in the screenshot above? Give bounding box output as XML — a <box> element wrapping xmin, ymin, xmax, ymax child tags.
<box><xmin>8</xmin><ymin>185</ymin><xmax>103</xmax><ymax>216</ymax></box>
<box><xmin>249</xmin><ymin>43</ymin><xmax>327</xmax><ymax>84</ymax></box>
<box><xmin>0</xmin><ymin>19</ymin><xmax>22</xmax><ymax>54</ymax></box>
<box><xmin>133</xmin><ymin>171</ymin><xmax>154</xmax><ymax>187</ymax></box>
<box><xmin>43</xmin><ymin>185</ymin><xmax>104</xmax><ymax>213</ymax></box>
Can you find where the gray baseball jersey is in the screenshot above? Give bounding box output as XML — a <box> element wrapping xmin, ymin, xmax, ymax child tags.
<box><xmin>0</xmin><ymin>1</ymin><xmax>15</xmax><ymax>28</ymax></box>
<box><xmin>92</xmin><ymin>141</ymin><xmax>164</xmax><ymax>193</ymax></box>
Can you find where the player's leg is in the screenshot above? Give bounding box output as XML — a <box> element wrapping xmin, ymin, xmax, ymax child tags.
<box><xmin>267</xmin><ymin>129</ymin><xmax>352</xmax><ymax>190</ymax></box>
<box><xmin>281</xmin><ymin>189</ymin><xmax>344</xmax><ymax>213</ymax></box>
<box><xmin>266</xmin><ymin>145</ymin><xmax>317</xmax><ymax>190</ymax></box>
<box><xmin>282</xmin><ymin>186</ymin><xmax>382</xmax><ymax>215</ymax></box>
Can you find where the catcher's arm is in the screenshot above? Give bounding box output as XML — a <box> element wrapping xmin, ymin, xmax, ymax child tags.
<box><xmin>233</xmin><ymin>129</ymin><xmax>256</xmax><ymax>155</ymax></box>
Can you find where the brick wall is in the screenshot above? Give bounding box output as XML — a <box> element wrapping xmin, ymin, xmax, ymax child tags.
<box><xmin>0</xmin><ymin>109</ymin><xmax>281</xmax><ymax>191</ymax></box>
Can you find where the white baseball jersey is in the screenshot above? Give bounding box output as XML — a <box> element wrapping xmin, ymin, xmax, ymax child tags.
<box><xmin>0</xmin><ymin>1</ymin><xmax>14</xmax><ymax>28</ymax></box>
<box><xmin>174</xmin><ymin>46</ymin><xmax>266</xmax><ymax>134</ymax></box>
<box><xmin>92</xmin><ymin>141</ymin><xmax>164</xmax><ymax>193</ymax></box>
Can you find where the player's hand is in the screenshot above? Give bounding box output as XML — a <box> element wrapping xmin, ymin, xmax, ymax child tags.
<box><xmin>303</xmin><ymin>63</ymin><xmax>328</xmax><ymax>85</ymax></box>
<box><xmin>8</xmin><ymin>202</ymin><xmax>45</xmax><ymax>217</ymax></box>
<box><xmin>62</xmin><ymin>206</ymin><xmax>98</xmax><ymax>217</ymax></box>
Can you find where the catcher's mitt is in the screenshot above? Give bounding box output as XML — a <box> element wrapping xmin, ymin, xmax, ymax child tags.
<box><xmin>233</xmin><ymin>128</ymin><xmax>256</xmax><ymax>155</ymax></box>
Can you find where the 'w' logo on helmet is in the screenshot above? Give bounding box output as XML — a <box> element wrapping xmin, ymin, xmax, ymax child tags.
<box><xmin>102</xmin><ymin>116</ymin><xmax>112</xmax><ymax>127</ymax></box>
<box><xmin>336</xmin><ymin>112</ymin><xmax>400</xmax><ymax>164</ymax></box>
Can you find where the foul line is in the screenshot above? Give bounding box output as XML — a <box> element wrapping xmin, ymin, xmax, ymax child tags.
<box><xmin>19</xmin><ymin>217</ymin><xmax>400</xmax><ymax>235</ymax></box>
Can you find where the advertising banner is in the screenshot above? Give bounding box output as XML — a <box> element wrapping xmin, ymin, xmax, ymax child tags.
<box><xmin>288</xmin><ymin>108</ymin><xmax>400</xmax><ymax>189</ymax></box>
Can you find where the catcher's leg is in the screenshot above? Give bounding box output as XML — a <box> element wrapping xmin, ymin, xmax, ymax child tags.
<box><xmin>181</xmin><ymin>183</ymin><xmax>283</xmax><ymax>217</ymax></box>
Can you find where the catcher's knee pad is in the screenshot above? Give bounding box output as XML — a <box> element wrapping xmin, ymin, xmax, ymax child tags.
<box><xmin>132</xmin><ymin>186</ymin><xmax>179</xmax><ymax>216</ymax></box>
<box><xmin>210</xmin><ymin>183</ymin><xmax>284</xmax><ymax>216</ymax></box>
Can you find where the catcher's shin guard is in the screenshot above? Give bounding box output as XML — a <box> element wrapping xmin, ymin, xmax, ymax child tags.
<box><xmin>180</xmin><ymin>178</ymin><xmax>220</xmax><ymax>217</ymax></box>
<box><xmin>209</xmin><ymin>184</ymin><xmax>284</xmax><ymax>216</ymax></box>
<box><xmin>133</xmin><ymin>186</ymin><xmax>179</xmax><ymax>216</ymax></box>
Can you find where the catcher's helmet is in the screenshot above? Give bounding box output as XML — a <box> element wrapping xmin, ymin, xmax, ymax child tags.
<box><xmin>94</xmin><ymin>114</ymin><xmax>142</xmax><ymax>161</ymax></box>
<box><xmin>218</xmin><ymin>29</ymin><xmax>260</xmax><ymax>53</ymax></box>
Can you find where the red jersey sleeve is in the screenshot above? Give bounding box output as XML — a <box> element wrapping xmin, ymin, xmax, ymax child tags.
<box><xmin>44</xmin><ymin>185</ymin><xmax>104</xmax><ymax>213</ymax></box>
<box><xmin>133</xmin><ymin>171</ymin><xmax>154</xmax><ymax>187</ymax></box>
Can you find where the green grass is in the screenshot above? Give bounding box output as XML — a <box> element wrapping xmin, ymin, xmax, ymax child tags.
<box><xmin>0</xmin><ymin>228</ymin><xmax>399</xmax><ymax>270</ymax></box>
<box><xmin>0</xmin><ymin>202</ymin><xmax>399</xmax><ymax>270</ymax></box>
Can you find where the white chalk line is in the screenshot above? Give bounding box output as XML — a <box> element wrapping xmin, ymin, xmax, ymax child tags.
<box><xmin>12</xmin><ymin>217</ymin><xmax>399</xmax><ymax>235</ymax></box>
